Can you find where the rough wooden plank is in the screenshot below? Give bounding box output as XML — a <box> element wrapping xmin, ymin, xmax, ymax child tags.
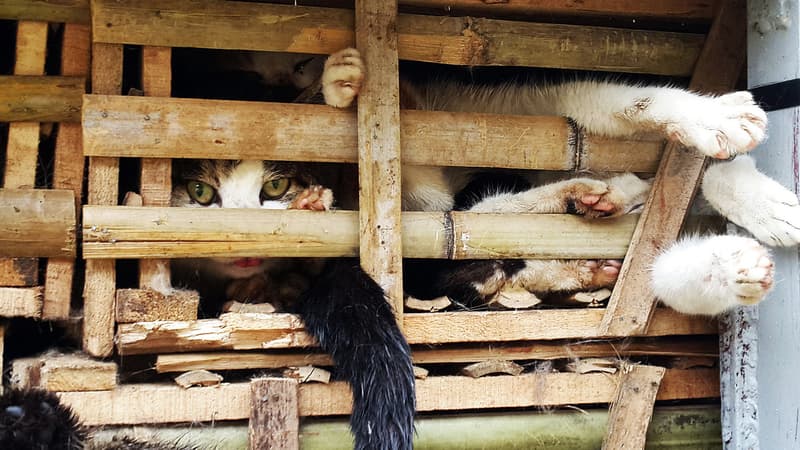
<box><xmin>0</xmin><ymin>287</ymin><xmax>43</xmax><ymax>318</ymax></box>
<box><xmin>10</xmin><ymin>352</ymin><xmax>118</xmax><ymax>392</ymax></box>
<box><xmin>249</xmin><ymin>377</ymin><xmax>299</xmax><ymax>450</ymax></box>
<box><xmin>82</xmin><ymin>207</ymin><xmax>637</xmax><ymax>260</ymax></box>
<box><xmin>57</xmin><ymin>369</ymin><xmax>718</xmax><ymax>425</ymax></box>
<box><xmin>115</xmin><ymin>288</ymin><xmax>199</xmax><ymax>323</ymax></box>
<box><xmin>82</xmin><ymin>95</ymin><xmax>664</xmax><ymax>171</ymax></box>
<box><xmin>44</xmin><ymin>23</ymin><xmax>91</xmax><ymax>320</ymax></box>
<box><xmin>90</xmin><ymin>0</ymin><xmax>704</xmax><ymax>75</ymax></box>
<box><xmin>116</xmin><ymin>309</ymin><xmax>715</xmax><ymax>355</ymax></box>
<box><xmin>0</xmin><ymin>189</ymin><xmax>76</xmax><ymax>258</ymax></box>
<box><xmin>0</xmin><ymin>0</ymin><xmax>89</xmax><ymax>23</ymax></box>
<box><xmin>83</xmin><ymin>42</ymin><xmax>123</xmax><ymax>358</ymax></box>
<box><xmin>598</xmin><ymin>0</ymin><xmax>748</xmax><ymax>337</ymax></box>
<box><xmin>154</xmin><ymin>336</ymin><xmax>719</xmax><ymax>373</ymax></box>
<box><xmin>0</xmin><ymin>259</ymin><xmax>39</xmax><ymax>286</ymax></box>
<box><xmin>602</xmin><ymin>364</ymin><xmax>666</xmax><ymax>450</ymax></box>
<box><xmin>0</xmin><ymin>76</ymin><xmax>85</xmax><ymax>122</ymax></box>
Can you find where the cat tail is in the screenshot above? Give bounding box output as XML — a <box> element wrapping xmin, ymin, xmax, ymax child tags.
<box><xmin>298</xmin><ymin>259</ymin><xmax>416</xmax><ymax>450</ymax></box>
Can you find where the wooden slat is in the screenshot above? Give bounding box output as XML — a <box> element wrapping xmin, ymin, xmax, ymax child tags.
<box><xmin>0</xmin><ymin>76</ymin><xmax>85</xmax><ymax>122</ymax></box>
<box><xmin>0</xmin><ymin>189</ymin><xmax>76</xmax><ymax>258</ymax></box>
<box><xmin>154</xmin><ymin>336</ymin><xmax>719</xmax><ymax>373</ymax></box>
<box><xmin>57</xmin><ymin>368</ymin><xmax>718</xmax><ymax>426</ymax></box>
<box><xmin>81</xmin><ymin>207</ymin><xmax>637</xmax><ymax>260</ymax></box>
<box><xmin>81</xmin><ymin>94</ymin><xmax>661</xmax><ymax>172</ymax></box>
<box><xmin>115</xmin><ymin>309</ymin><xmax>715</xmax><ymax>355</ymax></box>
<box><xmin>90</xmin><ymin>0</ymin><xmax>704</xmax><ymax>76</ymax></box>
<box><xmin>599</xmin><ymin>0</ymin><xmax>748</xmax><ymax>337</ymax></box>
<box><xmin>83</xmin><ymin>42</ymin><xmax>123</xmax><ymax>358</ymax></box>
<box><xmin>0</xmin><ymin>0</ymin><xmax>89</xmax><ymax>23</ymax></box>
<box><xmin>0</xmin><ymin>287</ymin><xmax>43</xmax><ymax>318</ymax></box>
<box><xmin>249</xmin><ymin>378</ymin><xmax>299</xmax><ymax>450</ymax></box>
<box><xmin>44</xmin><ymin>23</ymin><xmax>91</xmax><ymax>320</ymax></box>
<box><xmin>0</xmin><ymin>259</ymin><xmax>38</xmax><ymax>286</ymax></box>
<box><xmin>602</xmin><ymin>364</ymin><xmax>666</xmax><ymax>450</ymax></box>
<box><xmin>10</xmin><ymin>352</ymin><xmax>118</xmax><ymax>392</ymax></box>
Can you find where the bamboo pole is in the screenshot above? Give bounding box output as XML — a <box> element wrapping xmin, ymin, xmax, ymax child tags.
<box><xmin>0</xmin><ymin>189</ymin><xmax>76</xmax><ymax>258</ymax></box>
<box><xmin>80</xmin><ymin>94</ymin><xmax>663</xmax><ymax>172</ymax></box>
<box><xmin>81</xmin><ymin>207</ymin><xmax>637</xmax><ymax>260</ymax></box>
<box><xmin>114</xmin><ymin>309</ymin><xmax>715</xmax><ymax>355</ymax></box>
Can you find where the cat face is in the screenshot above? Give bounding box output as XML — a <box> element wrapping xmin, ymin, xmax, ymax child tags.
<box><xmin>171</xmin><ymin>159</ymin><xmax>316</xmax><ymax>279</ymax></box>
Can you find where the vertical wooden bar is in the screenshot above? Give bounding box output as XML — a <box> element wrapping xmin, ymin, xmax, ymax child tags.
<box><xmin>138</xmin><ymin>46</ymin><xmax>172</xmax><ymax>289</ymax></box>
<box><xmin>599</xmin><ymin>0</ymin><xmax>747</xmax><ymax>337</ymax></box>
<box><xmin>43</xmin><ymin>23</ymin><xmax>91</xmax><ymax>320</ymax></box>
<box><xmin>83</xmin><ymin>42</ymin><xmax>123</xmax><ymax>357</ymax></box>
<box><xmin>0</xmin><ymin>324</ymin><xmax>4</xmax><ymax>394</ymax></box>
<box><xmin>249</xmin><ymin>377</ymin><xmax>299</xmax><ymax>450</ymax></box>
<box><xmin>355</xmin><ymin>0</ymin><xmax>404</xmax><ymax>325</ymax></box>
<box><xmin>0</xmin><ymin>21</ymin><xmax>48</xmax><ymax>290</ymax></box>
<box><xmin>601</xmin><ymin>364</ymin><xmax>666</xmax><ymax>450</ymax></box>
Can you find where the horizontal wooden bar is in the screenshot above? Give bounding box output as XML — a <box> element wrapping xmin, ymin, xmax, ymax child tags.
<box><xmin>0</xmin><ymin>189</ymin><xmax>76</xmax><ymax>258</ymax></box>
<box><xmin>154</xmin><ymin>336</ymin><xmax>719</xmax><ymax>373</ymax></box>
<box><xmin>58</xmin><ymin>368</ymin><xmax>718</xmax><ymax>425</ymax></box>
<box><xmin>117</xmin><ymin>309</ymin><xmax>715</xmax><ymax>355</ymax></box>
<box><xmin>81</xmin><ymin>95</ymin><xmax>663</xmax><ymax>171</ymax></box>
<box><xmin>82</xmin><ymin>207</ymin><xmax>637</xmax><ymax>260</ymax></box>
<box><xmin>0</xmin><ymin>287</ymin><xmax>43</xmax><ymax>318</ymax></box>
<box><xmin>0</xmin><ymin>76</ymin><xmax>85</xmax><ymax>122</ymax></box>
<box><xmin>0</xmin><ymin>0</ymin><xmax>89</xmax><ymax>23</ymax></box>
<box><xmin>91</xmin><ymin>0</ymin><xmax>703</xmax><ymax>75</ymax></box>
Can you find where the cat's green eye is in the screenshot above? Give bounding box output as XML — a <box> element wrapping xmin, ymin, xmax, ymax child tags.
<box><xmin>262</xmin><ymin>178</ymin><xmax>291</xmax><ymax>200</ymax></box>
<box><xmin>186</xmin><ymin>181</ymin><xmax>216</xmax><ymax>205</ymax></box>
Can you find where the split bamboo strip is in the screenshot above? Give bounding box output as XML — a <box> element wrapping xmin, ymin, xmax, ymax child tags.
<box><xmin>81</xmin><ymin>94</ymin><xmax>663</xmax><ymax>172</ymax></box>
<box><xmin>0</xmin><ymin>189</ymin><xmax>76</xmax><ymax>258</ymax></box>
<box><xmin>154</xmin><ymin>336</ymin><xmax>718</xmax><ymax>373</ymax></box>
<box><xmin>90</xmin><ymin>0</ymin><xmax>703</xmax><ymax>75</ymax></box>
<box><xmin>249</xmin><ymin>378</ymin><xmax>300</xmax><ymax>450</ymax></box>
<box><xmin>0</xmin><ymin>0</ymin><xmax>89</xmax><ymax>24</ymax></box>
<box><xmin>44</xmin><ymin>23</ymin><xmax>91</xmax><ymax>320</ymax></box>
<box><xmin>0</xmin><ymin>287</ymin><xmax>43</xmax><ymax>317</ymax></box>
<box><xmin>83</xmin><ymin>42</ymin><xmax>123</xmax><ymax>358</ymax></box>
<box><xmin>57</xmin><ymin>368</ymin><xmax>718</xmax><ymax>425</ymax></box>
<box><xmin>602</xmin><ymin>364</ymin><xmax>666</xmax><ymax>450</ymax></box>
<box><xmin>116</xmin><ymin>309</ymin><xmax>715</xmax><ymax>355</ymax></box>
<box><xmin>81</xmin><ymin>208</ymin><xmax>637</xmax><ymax>260</ymax></box>
<box><xmin>599</xmin><ymin>0</ymin><xmax>748</xmax><ymax>337</ymax></box>
<box><xmin>0</xmin><ymin>76</ymin><xmax>84</xmax><ymax>122</ymax></box>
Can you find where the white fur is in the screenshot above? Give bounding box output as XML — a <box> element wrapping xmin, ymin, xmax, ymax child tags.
<box><xmin>702</xmin><ymin>155</ymin><xmax>800</xmax><ymax>247</ymax></box>
<box><xmin>651</xmin><ymin>235</ymin><xmax>774</xmax><ymax>315</ymax></box>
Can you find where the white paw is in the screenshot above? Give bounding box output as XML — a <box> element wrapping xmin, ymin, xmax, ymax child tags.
<box><xmin>703</xmin><ymin>156</ymin><xmax>800</xmax><ymax>247</ymax></box>
<box><xmin>321</xmin><ymin>48</ymin><xmax>365</xmax><ymax>108</ymax></box>
<box><xmin>667</xmin><ymin>91</ymin><xmax>767</xmax><ymax>159</ymax></box>
<box><xmin>720</xmin><ymin>239</ymin><xmax>774</xmax><ymax>305</ymax></box>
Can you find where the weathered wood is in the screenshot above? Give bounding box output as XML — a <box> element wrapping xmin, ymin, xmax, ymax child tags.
<box><xmin>0</xmin><ymin>259</ymin><xmax>38</xmax><ymax>286</ymax></box>
<box><xmin>0</xmin><ymin>189</ymin><xmax>76</xmax><ymax>258</ymax></box>
<box><xmin>460</xmin><ymin>360</ymin><xmax>524</xmax><ymax>378</ymax></box>
<box><xmin>83</xmin><ymin>42</ymin><xmax>123</xmax><ymax>358</ymax></box>
<box><xmin>173</xmin><ymin>370</ymin><xmax>222</xmax><ymax>389</ymax></box>
<box><xmin>81</xmin><ymin>94</ymin><xmax>663</xmax><ymax>172</ymax></box>
<box><xmin>0</xmin><ymin>287</ymin><xmax>43</xmax><ymax>317</ymax></box>
<box><xmin>82</xmin><ymin>208</ymin><xmax>637</xmax><ymax>260</ymax></box>
<box><xmin>115</xmin><ymin>288</ymin><xmax>199</xmax><ymax>323</ymax></box>
<box><xmin>602</xmin><ymin>364</ymin><xmax>666</xmax><ymax>450</ymax></box>
<box><xmin>599</xmin><ymin>0</ymin><xmax>748</xmax><ymax>337</ymax></box>
<box><xmin>249</xmin><ymin>378</ymin><xmax>299</xmax><ymax>450</ymax></box>
<box><xmin>10</xmin><ymin>352</ymin><xmax>118</xmax><ymax>392</ymax></box>
<box><xmin>117</xmin><ymin>309</ymin><xmax>715</xmax><ymax>355</ymax></box>
<box><xmin>0</xmin><ymin>0</ymin><xmax>89</xmax><ymax>23</ymax></box>
<box><xmin>0</xmin><ymin>76</ymin><xmax>84</xmax><ymax>122</ymax></box>
<box><xmin>91</xmin><ymin>0</ymin><xmax>704</xmax><ymax>75</ymax></box>
<box><xmin>154</xmin><ymin>336</ymin><xmax>719</xmax><ymax>373</ymax></box>
<box><xmin>44</xmin><ymin>23</ymin><xmax>92</xmax><ymax>320</ymax></box>
<box><xmin>57</xmin><ymin>369</ymin><xmax>718</xmax><ymax>425</ymax></box>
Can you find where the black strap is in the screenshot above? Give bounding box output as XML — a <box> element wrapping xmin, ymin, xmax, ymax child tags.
<box><xmin>751</xmin><ymin>78</ymin><xmax>800</xmax><ymax>112</ymax></box>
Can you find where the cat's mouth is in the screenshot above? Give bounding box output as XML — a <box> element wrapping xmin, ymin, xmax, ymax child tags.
<box><xmin>233</xmin><ymin>258</ymin><xmax>264</xmax><ymax>268</ymax></box>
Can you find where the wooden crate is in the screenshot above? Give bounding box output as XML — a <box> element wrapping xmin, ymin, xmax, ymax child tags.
<box><xmin>3</xmin><ymin>0</ymin><xmax>748</xmax><ymax>448</ymax></box>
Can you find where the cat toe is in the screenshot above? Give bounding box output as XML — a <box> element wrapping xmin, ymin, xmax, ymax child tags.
<box><xmin>732</xmin><ymin>246</ymin><xmax>774</xmax><ymax>304</ymax></box>
<box><xmin>322</xmin><ymin>48</ymin><xmax>365</xmax><ymax>108</ymax></box>
<box><xmin>585</xmin><ymin>259</ymin><xmax>621</xmax><ymax>288</ymax></box>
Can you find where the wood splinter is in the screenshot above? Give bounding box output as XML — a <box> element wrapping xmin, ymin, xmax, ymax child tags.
<box><xmin>282</xmin><ymin>365</ymin><xmax>331</xmax><ymax>384</ymax></box>
<box><xmin>174</xmin><ymin>369</ymin><xmax>223</xmax><ymax>389</ymax></box>
<box><xmin>404</xmin><ymin>295</ymin><xmax>452</xmax><ymax>312</ymax></box>
<box><xmin>460</xmin><ymin>360</ymin><xmax>525</xmax><ymax>378</ymax></box>
<box><xmin>566</xmin><ymin>357</ymin><xmax>619</xmax><ymax>374</ymax></box>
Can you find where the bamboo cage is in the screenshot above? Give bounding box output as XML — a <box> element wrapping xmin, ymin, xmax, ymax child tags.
<box><xmin>0</xmin><ymin>0</ymin><xmax>745</xmax><ymax>448</ymax></box>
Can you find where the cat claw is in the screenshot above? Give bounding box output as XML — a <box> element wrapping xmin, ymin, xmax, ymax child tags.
<box><xmin>290</xmin><ymin>185</ymin><xmax>333</xmax><ymax>211</ymax></box>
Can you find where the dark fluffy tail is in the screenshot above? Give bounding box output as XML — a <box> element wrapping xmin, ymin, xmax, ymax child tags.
<box><xmin>0</xmin><ymin>388</ymin><xmax>86</xmax><ymax>450</ymax></box>
<box><xmin>299</xmin><ymin>259</ymin><xmax>415</xmax><ymax>450</ymax></box>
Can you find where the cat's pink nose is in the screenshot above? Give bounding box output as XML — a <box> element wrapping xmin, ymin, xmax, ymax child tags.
<box><xmin>233</xmin><ymin>258</ymin><xmax>263</xmax><ymax>268</ymax></box>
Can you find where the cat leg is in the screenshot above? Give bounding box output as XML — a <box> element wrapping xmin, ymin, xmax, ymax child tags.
<box><xmin>290</xmin><ymin>185</ymin><xmax>334</xmax><ymax>211</ymax></box>
<box><xmin>468</xmin><ymin>173</ymin><xmax>651</xmax><ymax>218</ymax></box>
<box><xmin>507</xmin><ymin>259</ymin><xmax>621</xmax><ymax>293</ymax></box>
<box><xmin>702</xmin><ymin>155</ymin><xmax>800</xmax><ymax>247</ymax></box>
<box><xmin>321</xmin><ymin>48</ymin><xmax>364</xmax><ymax>108</ymax></box>
<box><xmin>651</xmin><ymin>235</ymin><xmax>774</xmax><ymax>315</ymax></box>
<box><xmin>550</xmin><ymin>81</ymin><xmax>767</xmax><ymax>159</ymax></box>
